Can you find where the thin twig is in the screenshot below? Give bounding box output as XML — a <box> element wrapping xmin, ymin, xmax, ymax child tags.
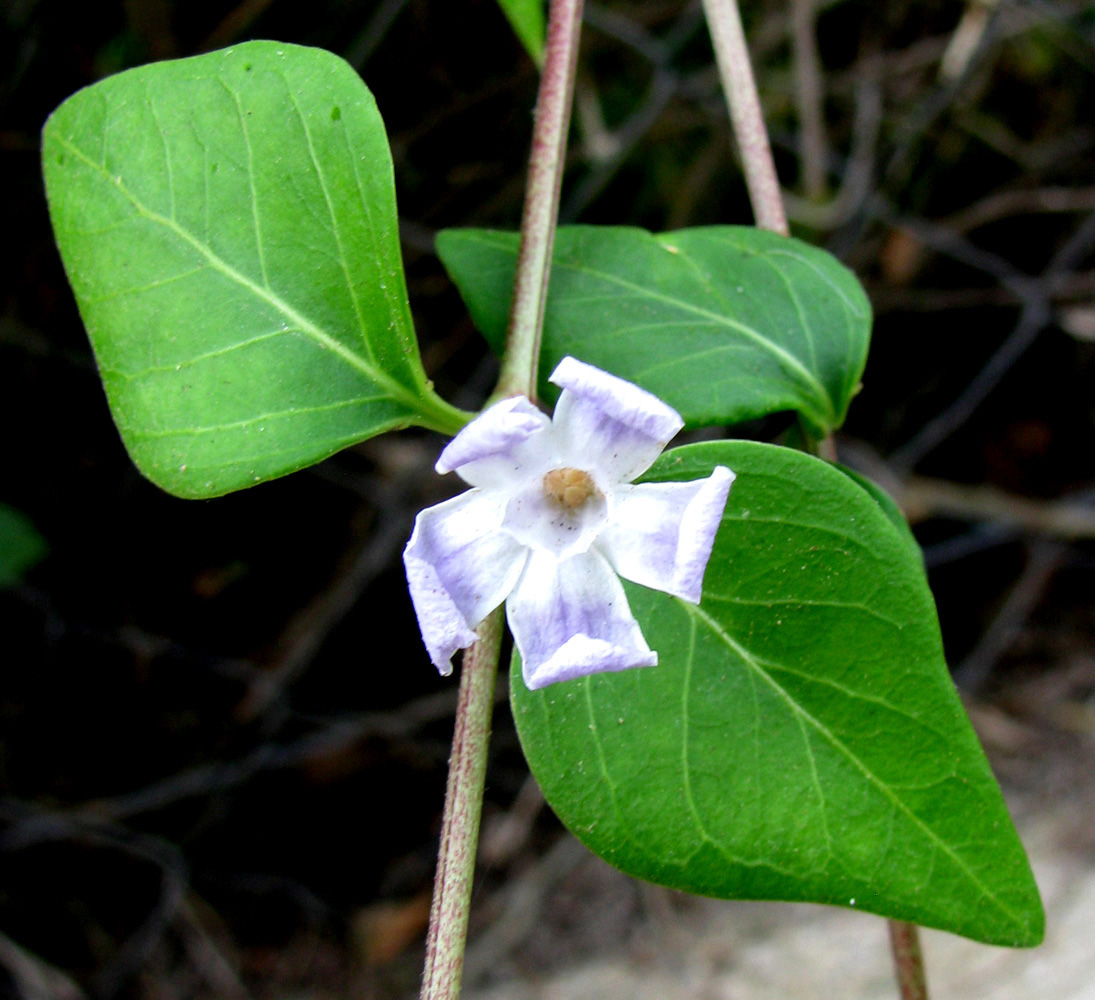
<box><xmin>564</xmin><ymin>4</ymin><xmax>705</xmax><ymax>222</ymax></box>
<box><xmin>0</xmin><ymin>813</ymin><xmax>189</xmax><ymax>998</ymax></box>
<box><xmin>0</xmin><ymin>932</ymin><xmax>86</xmax><ymax>1000</ymax></box>
<box><xmin>790</xmin><ymin>0</ymin><xmax>829</xmax><ymax>199</ymax></box>
<box><xmin>782</xmin><ymin>80</ymin><xmax>881</xmax><ymax>230</ymax></box>
<box><xmin>176</xmin><ymin>899</ymin><xmax>250</xmax><ymax>998</ymax></box>
<box><xmin>868</xmin><ymin>269</ymin><xmax>1095</xmax><ymax>312</ymax></box>
<box><xmin>237</xmin><ymin>450</ymin><xmax>436</xmax><ymax>723</ymax></box>
<box><xmin>953</xmin><ymin>540</ymin><xmax>1067</xmax><ymax>693</ymax></box>
<box><xmin>419</xmin><ymin>608</ymin><xmax>505</xmax><ymax>1000</ymax></box>
<box><xmin>79</xmin><ymin>692</ymin><xmax>465</xmax><ymax>822</ymax></box>
<box><xmin>899</xmin><ymin>477</ymin><xmax>1095</xmax><ymax>538</ymax></box>
<box><xmin>888</xmin><ymin>920</ymin><xmax>930</xmax><ymax>1000</ymax></box>
<box><xmin>562</xmin><ymin>68</ymin><xmax>678</xmax><ymax>221</ymax></box>
<box><xmin>940</xmin><ymin>0</ymin><xmax>997</xmax><ymax>81</ymax></box>
<box><xmin>700</xmin><ymin>0</ymin><xmax>788</xmax><ymax>234</ymax></box>
<box><xmin>479</xmin><ymin>774</ymin><xmax>546</xmax><ymax>868</ymax></box>
<box><xmin>944</xmin><ymin>185</ymin><xmax>1095</xmax><ymax>234</ymax></box>
<box><xmin>462</xmin><ymin>835</ymin><xmax>588</xmax><ymax>985</ymax></box>
<box><xmin>892</xmin><ymin>213</ymin><xmax>1095</xmax><ymax>469</ymax></box>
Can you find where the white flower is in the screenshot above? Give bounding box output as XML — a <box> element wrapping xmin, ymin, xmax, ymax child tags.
<box><xmin>403</xmin><ymin>357</ymin><xmax>734</xmax><ymax>690</ymax></box>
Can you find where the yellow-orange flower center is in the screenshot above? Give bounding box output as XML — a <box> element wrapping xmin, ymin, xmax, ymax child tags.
<box><xmin>542</xmin><ymin>467</ymin><xmax>601</xmax><ymax>510</ymax></box>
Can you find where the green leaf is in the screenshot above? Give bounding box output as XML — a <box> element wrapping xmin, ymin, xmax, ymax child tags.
<box><xmin>43</xmin><ymin>42</ymin><xmax>467</xmax><ymax>499</ymax></box>
<box><xmin>511</xmin><ymin>440</ymin><xmax>1043</xmax><ymax>947</ymax></box>
<box><xmin>0</xmin><ymin>504</ymin><xmax>48</xmax><ymax>587</ymax></box>
<box><xmin>495</xmin><ymin>0</ymin><xmax>546</xmax><ymax>66</ymax></box>
<box><xmin>436</xmin><ymin>226</ymin><xmax>871</xmax><ymax>434</ymax></box>
<box><xmin>838</xmin><ymin>465</ymin><xmax>922</xmax><ymax>562</ymax></box>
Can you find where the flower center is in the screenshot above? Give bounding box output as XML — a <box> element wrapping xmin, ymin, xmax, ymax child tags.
<box><xmin>542</xmin><ymin>467</ymin><xmax>601</xmax><ymax>510</ymax></box>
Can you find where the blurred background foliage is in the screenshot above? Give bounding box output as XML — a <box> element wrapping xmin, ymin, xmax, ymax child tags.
<box><xmin>1</xmin><ymin>0</ymin><xmax>1094</xmax><ymax>997</ymax></box>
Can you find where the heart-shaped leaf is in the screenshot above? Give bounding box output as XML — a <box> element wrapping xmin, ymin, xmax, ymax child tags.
<box><xmin>43</xmin><ymin>42</ymin><xmax>466</xmax><ymax>499</ymax></box>
<box><xmin>437</xmin><ymin>226</ymin><xmax>871</xmax><ymax>434</ymax></box>
<box><xmin>512</xmin><ymin>440</ymin><xmax>1043</xmax><ymax>947</ymax></box>
<box><xmin>838</xmin><ymin>465</ymin><xmax>922</xmax><ymax>561</ymax></box>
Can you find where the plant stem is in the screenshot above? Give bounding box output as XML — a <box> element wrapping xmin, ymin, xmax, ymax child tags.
<box><xmin>494</xmin><ymin>0</ymin><xmax>585</xmax><ymax>401</ymax></box>
<box><xmin>419</xmin><ymin>607</ymin><xmax>505</xmax><ymax>1000</ymax></box>
<box><xmin>888</xmin><ymin>920</ymin><xmax>930</xmax><ymax>1000</ymax></box>
<box><xmin>420</xmin><ymin>6</ymin><xmax>584</xmax><ymax>998</ymax></box>
<box><xmin>418</xmin><ymin>392</ymin><xmax>475</xmax><ymax>437</ymax></box>
<box><xmin>700</xmin><ymin>0</ymin><xmax>788</xmax><ymax>235</ymax></box>
<box><xmin>704</xmin><ymin>6</ymin><xmax>925</xmax><ymax>1000</ymax></box>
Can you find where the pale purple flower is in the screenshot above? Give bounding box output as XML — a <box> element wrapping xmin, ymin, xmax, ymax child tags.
<box><xmin>403</xmin><ymin>357</ymin><xmax>734</xmax><ymax>690</ymax></box>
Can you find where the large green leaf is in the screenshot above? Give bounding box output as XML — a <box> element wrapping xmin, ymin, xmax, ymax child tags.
<box><xmin>495</xmin><ymin>0</ymin><xmax>546</xmax><ymax>66</ymax></box>
<box><xmin>436</xmin><ymin>226</ymin><xmax>871</xmax><ymax>434</ymax></box>
<box><xmin>512</xmin><ymin>441</ymin><xmax>1043</xmax><ymax>947</ymax></box>
<box><xmin>43</xmin><ymin>42</ymin><xmax>466</xmax><ymax>499</ymax></box>
<box><xmin>838</xmin><ymin>465</ymin><xmax>922</xmax><ymax>563</ymax></box>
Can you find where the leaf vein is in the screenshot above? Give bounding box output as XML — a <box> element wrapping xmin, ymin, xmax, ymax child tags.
<box><xmin>220</xmin><ymin>78</ymin><xmax>269</xmax><ymax>289</ymax></box>
<box><xmin>126</xmin><ymin>395</ymin><xmax>395</xmax><ymax>438</ymax></box>
<box><xmin>54</xmin><ymin>132</ymin><xmax>427</xmax><ymax>414</ymax></box>
<box><xmin>551</xmin><ymin>258</ymin><xmax>833</xmax><ymax>419</ymax></box>
<box><xmin>284</xmin><ymin>85</ymin><xmax>376</xmax><ymax>367</ymax></box>
<box><xmin>683</xmin><ymin>600</ymin><xmax>1029</xmax><ymax>933</ymax></box>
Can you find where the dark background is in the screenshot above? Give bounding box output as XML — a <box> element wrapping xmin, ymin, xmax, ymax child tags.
<box><xmin>2</xmin><ymin>0</ymin><xmax>1094</xmax><ymax>997</ymax></box>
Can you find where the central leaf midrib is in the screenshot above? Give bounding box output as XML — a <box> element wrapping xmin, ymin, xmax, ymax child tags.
<box><xmin>56</xmin><ymin>132</ymin><xmax>425</xmax><ymax>415</ymax></box>
<box><xmin>683</xmin><ymin>600</ymin><xmax>1029</xmax><ymax>934</ymax></box>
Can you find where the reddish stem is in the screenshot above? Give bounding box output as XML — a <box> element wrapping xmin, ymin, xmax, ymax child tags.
<box><xmin>700</xmin><ymin>0</ymin><xmax>788</xmax><ymax>234</ymax></box>
<box><xmin>419</xmin><ymin>609</ymin><xmax>504</xmax><ymax>1000</ymax></box>
<box><xmin>888</xmin><ymin>920</ymin><xmax>931</xmax><ymax>1000</ymax></box>
<box><xmin>494</xmin><ymin>0</ymin><xmax>585</xmax><ymax>400</ymax></box>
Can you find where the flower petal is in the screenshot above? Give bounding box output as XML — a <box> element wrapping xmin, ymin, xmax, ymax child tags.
<box><xmin>436</xmin><ymin>396</ymin><xmax>552</xmax><ymax>488</ymax></box>
<box><xmin>598</xmin><ymin>466</ymin><xmax>734</xmax><ymax>603</ymax></box>
<box><xmin>549</xmin><ymin>356</ymin><xmax>684</xmax><ymax>482</ymax></box>
<box><xmin>507</xmin><ymin>549</ymin><xmax>658</xmax><ymax>690</ymax></box>
<box><xmin>404</xmin><ymin>491</ymin><xmax>529</xmax><ymax>674</ymax></box>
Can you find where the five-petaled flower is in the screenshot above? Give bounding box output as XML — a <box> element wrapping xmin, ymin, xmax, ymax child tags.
<box><xmin>403</xmin><ymin>357</ymin><xmax>734</xmax><ymax>690</ymax></box>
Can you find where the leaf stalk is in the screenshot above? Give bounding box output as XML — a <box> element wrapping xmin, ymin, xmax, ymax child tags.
<box><xmin>888</xmin><ymin>920</ymin><xmax>931</xmax><ymax>1000</ymax></box>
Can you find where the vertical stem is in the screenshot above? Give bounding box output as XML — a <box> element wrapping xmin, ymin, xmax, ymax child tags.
<box><xmin>420</xmin><ymin>5</ymin><xmax>584</xmax><ymax>998</ymax></box>
<box><xmin>704</xmin><ymin>5</ymin><xmax>923</xmax><ymax>999</ymax></box>
<box><xmin>703</xmin><ymin>0</ymin><xmax>835</xmax><ymax>464</ymax></box>
<box><xmin>495</xmin><ymin>0</ymin><xmax>585</xmax><ymax>400</ymax></box>
<box><xmin>700</xmin><ymin>0</ymin><xmax>788</xmax><ymax>234</ymax></box>
<box><xmin>888</xmin><ymin>920</ymin><xmax>931</xmax><ymax>1000</ymax></box>
<box><xmin>420</xmin><ymin>607</ymin><xmax>505</xmax><ymax>1000</ymax></box>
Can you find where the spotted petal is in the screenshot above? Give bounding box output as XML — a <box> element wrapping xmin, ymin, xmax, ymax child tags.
<box><xmin>507</xmin><ymin>548</ymin><xmax>658</xmax><ymax>690</ymax></box>
<box><xmin>549</xmin><ymin>356</ymin><xmax>684</xmax><ymax>482</ymax></box>
<box><xmin>404</xmin><ymin>490</ymin><xmax>528</xmax><ymax>673</ymax></box>
<box><xmin>599</xmin><ymin>466</ymin><xmax>734</xmax><ymax>603</ymax></box>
